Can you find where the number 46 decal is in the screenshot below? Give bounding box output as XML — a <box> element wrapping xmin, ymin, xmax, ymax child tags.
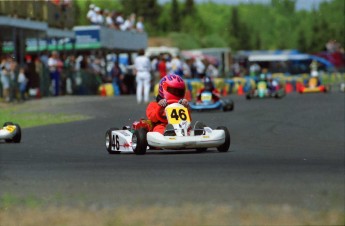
<box><xmin>112</xmin><ymin>134</ymin><xmax>120</xmax><ymax>150</ymax></box>
<box><xmin>170</xmin><ymin>109</ymin><xmax>187</xmax><ymax>120</ymax></box>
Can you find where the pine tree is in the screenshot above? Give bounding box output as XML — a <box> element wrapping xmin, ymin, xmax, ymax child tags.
<box><xmin>171</xmin><ymin>0</ymin><xmax>181</xmax><ymax>32</ymax></box>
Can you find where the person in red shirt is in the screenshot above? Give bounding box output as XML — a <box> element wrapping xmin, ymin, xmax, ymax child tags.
<box><xmin>157</xmin><ymin>54</ymin><xmax>167</xmax><ymax>79</ymax></box>
<box><xmin>146</xmin><ymin>74</ymin><xmax>190</xmax><ymax>134</ymax></box>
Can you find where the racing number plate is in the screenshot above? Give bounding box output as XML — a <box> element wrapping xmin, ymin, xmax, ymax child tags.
<box><xmin>5</xmin><ymin>125</ymin><xmax>15</xmax><ymax>133</ymax></box>
<box><xmin>201</xmin><ymin>93</ymin><xmax>212</xmax><ymax>101</ymax></box>
<box><xmin>166</xmin><ymin>107</ymin><xmax>190</xmax><ymax>125</ymax></box>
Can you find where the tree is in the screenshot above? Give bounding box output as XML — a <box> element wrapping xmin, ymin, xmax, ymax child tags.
<box><xmin>170</xmin><ymin>0</ymin><xmax>181</xmax><ymax>32</ymax></box>
<box><xmin>297</xmin><ymin>29</ymin><xmax>308</xmax><ymax>52</ymax></box>
<box><xmin>183</xmin><ymin>0</ymin><xmax>195</xmax><ymax>16</ymax></box>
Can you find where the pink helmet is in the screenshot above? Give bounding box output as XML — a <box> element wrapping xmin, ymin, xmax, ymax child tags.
<box><xmin>158</xmin><ymin>74</ymin><xmax>186</xmax><ymax>101</ymax></box>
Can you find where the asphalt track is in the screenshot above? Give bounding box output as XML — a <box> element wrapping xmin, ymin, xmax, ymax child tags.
<box><xmin>0</xmin><ymin>92</ymin><xmax>344</xmax><ymax>212</ymax></box>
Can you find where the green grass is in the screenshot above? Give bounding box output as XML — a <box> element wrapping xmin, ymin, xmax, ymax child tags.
<box><xmin>0</xmin><ymin>108</ymin><xmax>89</xmax><ymax>128</ymax></box>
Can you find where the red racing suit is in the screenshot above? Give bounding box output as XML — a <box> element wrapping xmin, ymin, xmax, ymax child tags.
<box><xmin>146</xmin><ymin>101</ymin><xmax>191</xmax><ymax>134</ymax></box>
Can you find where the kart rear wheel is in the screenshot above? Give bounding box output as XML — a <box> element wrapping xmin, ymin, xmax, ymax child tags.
<box><xmin>217</xmin><ymin>126</ymin><xmax>230</xmax><ymax>152</ymax></box>
<box><xmin>12</xmin><ymin>124</ymin><xmax>21</xmax><ymax>143</ymax></box>
<box><xmin>223</xmin><ymin>99</ymin><xmax>234</xmax><ymax>111</ymax></box>
<box><xmin>105</xmin><ymin>128</ymin><xmax>121</xmax><ymax>154</ymax></box>
<box><xmin>132</xmin><ymin>128</ymin><xmax>148</xmax><ymax>155</ymax></box>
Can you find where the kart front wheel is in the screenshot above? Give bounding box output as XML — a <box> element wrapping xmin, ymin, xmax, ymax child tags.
<box><xmin>217</xmin><ymin>126</ymin><xmax>230</xmax><ymax>152</ymax></box>
<box><xmin>12</xmin><ymin>124</ymin><xmax>21</xmax><ymax>143</ymax></box>
<box><xmin>105</xmin><ymin>128</ymin><xmax>120</xmax><ymax>154</ymax></box>
<box><xmin>132</xmin><ymin>128</ymin><xmax>148</xmax><ymax>155</ymax></box>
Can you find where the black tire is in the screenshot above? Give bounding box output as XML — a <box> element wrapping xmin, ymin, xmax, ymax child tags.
<box><xmin>217</xmin><ymin>126</ymin><xmax>230</xmax><ymax>152</ymax></box>
<box><xmin>3</xmin><ymin>122</ymin><xmax>14</xmax><ymax>127</ymax></box>
<box><xmin>246</xmin><ymin>93</ymin><xmax>251</xmax><ymax>100</ymax></box>
<box><xmin>3</xmin><ymin>122</ymin><xmax>14</xmax><ymax>143</ymax></box>
<box><xmin>132</xmin><ymin>128</ymin><xmax>148</xmax><ymax>155</ymax></box>
<box><xmin>105</xmin><ymin>128</ymin><xmax>121</xmax><ymax>154</ymax></box>
<box><xmin>222</xmin><ymin>99</ymin><xmax>234</xmax><ymax>111</ymax></box>
<box><xmin>12</xmin><ymin>124</ymin><xmax>21</xmax><ymax>143</ymax></box>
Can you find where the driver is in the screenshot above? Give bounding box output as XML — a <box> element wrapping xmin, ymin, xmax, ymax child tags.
<box><xmin>146</xmin><ymin>74</ymin><xmax>190</xmax><ymax>134</ymax></box>
<box><xmin>196</xmin><ymin>76</ymin><xmax>220</xmax><ymax>102</ymax></box>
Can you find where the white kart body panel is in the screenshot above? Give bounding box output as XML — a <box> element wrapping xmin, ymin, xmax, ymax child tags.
<box><xmin>147</xmin><ymin>128</ymin><xmax>225</xmax><ymax>149</ymax></box>
<box><xmin>110</xmin><ymin>130</ymin><xmax>134</xmax><ymax>153</ymax></box>
<box><xmin>0</xmin><ymin>126</ymin><xmax>17</xmax><ymax>140</ymax></box>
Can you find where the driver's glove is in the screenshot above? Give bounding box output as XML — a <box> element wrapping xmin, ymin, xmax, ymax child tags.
<box><xmin>158</xmin><ymin>98</ymin><xmax>167</xmax><ymax>107</ymax></box>
<box><xmin>178</xmin><ymin>98</ymin><xmax>189</xmax><ymax>107</ymax></box>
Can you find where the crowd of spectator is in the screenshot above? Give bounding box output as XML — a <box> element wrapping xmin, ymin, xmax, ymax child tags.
<box><xmin>0</xmin><ymin>50</ymin><xmax>222</xmax><ymax>103</ymax></box>
<box><xmin>86</xmin><ymin>4</ymin><xmax>145</xmax><ymax>32</ymax></box>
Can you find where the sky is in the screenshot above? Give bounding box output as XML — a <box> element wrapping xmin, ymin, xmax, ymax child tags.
<box><xmin>157</xmin><ymin>0</ymin><xmax>332</xmax><ymax>11</ymax></box>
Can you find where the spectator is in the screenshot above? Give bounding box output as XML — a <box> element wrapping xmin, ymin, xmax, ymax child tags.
<box><xmin>95</xmin><ymin>7</ymin><xmax>104</xmax><ymax>25</ymax></box>
<box><xmin>110</xmin><ymin>61</ymin><xmax>124</xmax><ymax>95</ymax></box>
<box><xmin>194</xmin><ymin>58</ymin><xmax>205</xmax><ymax>78</ymax></box>
<box><xmin>48</xmin><ymin>51</ymin><xmax>62</xmax><ymax>96</ymax></box>
<box><xmin>17</xmin><ymin>67</ymin><xmax>28</xmax><ymax>101</ymax></box>
<box><xmin>115</xmin><ymin>12</ymin><xmax>124</xmax><ymax>30</ymax></box>
<box><xmin>86</xmin><ymin>4</ymin><xmax>96</xmax><ymax>24</ymax></box>
<box><xmin>105</xmin><ymin>10</ymin><xmax>115</xmax><ymax>29</ymax></box>
<box><xmin>158</xmin><ymin>54</ymin><xmax>167</xmax><ymax>79</ymax></box>
<box><xmin>121</xmin><ymin>13</ymin><xmax>135</xmax><ymax>31</ymax></box>
<box><xmin>0</xmin><ymin>65</ymin><xmax>10</xmax><ymax>102</ymax></box>
<box><xmin>134</xmin><ymin>49</ymin><xmax>151</xmax><ymax>104</ymax></box>
<box><xmin>136</xmin><ymin>16</ymin><xmax>145</xmax><ymax>32</ymax></box>
<box><xmin>170</xmin><ymin>55</ymin><xmax>183</xmax><ymax>76</ymax></box>
<box><xmin>182</xmin><ymin>60</ymin><xmax>192</xmax><ymax>78</ymax></box>
<box><xmin>206</xmin><ymin>63</ymin><xmax>219</xmax><ymax>78</ymax></box>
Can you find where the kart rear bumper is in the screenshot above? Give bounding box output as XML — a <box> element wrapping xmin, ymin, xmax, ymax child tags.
<box><xmin>299</xmin><ymin>85</ymin><xmax>326</xmax><ymax>93</ymax></box>
<box><xmin>189</xmin><ymin>101</ymin><xmax>222</xmax><ymax>110</ymax></box>
<box><xmin>147</xmin><ymin>130</ymin><xmax>225</xmax><ymax>149</ymax></box>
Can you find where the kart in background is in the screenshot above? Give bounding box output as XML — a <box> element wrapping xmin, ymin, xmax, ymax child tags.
<box><xmin>246</xmin><ymin>80</ymin><xmax>285</xmax><ymax>100</ymax></box>
<box><xmin>105</xmin><ymin>101</ymin><xmax>230</xmax><ymax>155</ymax></box>
<box><xmin>189</xmin><ymin>91</ymin><xmax>234</xmax><ymax>112</ymax></box>
<box><xmin>298</xmin><ymin>77</ymin><xmax>329</xmax><ymax>93</ymax></box>
<box><xmin>0</xmin><ymin>122</ymin><xmax>21</xmax><ymax>143</ymax></box>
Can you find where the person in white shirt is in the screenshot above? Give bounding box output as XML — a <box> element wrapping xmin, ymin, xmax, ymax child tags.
<box><xmin>170</xmin><ymin>55</ymin><xmax>183</xmax><ymax>76</ymax></box>
<box><xmin>136</xmin><ymin>16</ymin><xmax>144</xmax><ymax>32</ymax></box>
<box><xmin>115</xmin><ymin>12</ymin><xmax>124</xmax><ymax>30</ymax></box>
<box><xmin>134</xmin><ymin>49</ymin><xmax>151</xmax><ymax>103</ymax></box>
<box><xmin>87</xmin><ymin>4</ymin><xmax>96</xmax><ymax>24</ymax></box>
<box><xmin>95</xmin><ymin>7</ymin><xmax>104</xmax><ymax>25</ymax></box>
<box><xmin>194</xmin><ymin>58</ymin><xmax>205</xmax><ymax>78</ymax></box>
<box><xmin>47</xmin><ymin>51</ymin><xmax>61</xmax><ymax>96</ymax></box>
<box><xmin>105</xmin><ymin>10</ymin><xmax>115</xmax><ymax>28</ymax></box>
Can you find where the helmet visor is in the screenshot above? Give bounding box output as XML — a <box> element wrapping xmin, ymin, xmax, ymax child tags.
<box><xmin>167</xmin><ymin>86</ymin><xmax>185</xmax><ymax>98</ymax></box>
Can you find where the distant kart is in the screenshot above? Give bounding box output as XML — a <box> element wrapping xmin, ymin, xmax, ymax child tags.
<box><xmin>298</xmin><ymin>77</ymin><xmax>329</xmax><ymax>93</ymax></box>
<box><xmin>105</xmin><ymin>101</ymin><xmax>230</xmax><ymax>155</ymax></box>
<box><xmin>0</xmin><ymin>122</ymin><xmax>21</xmax><ymax>143</ymax></box>
<box><xmin>246</xmin><ymin>81</ymin><xmax>285</xmax><ymax>100</ymax></box>
<box><xmin>189</xmin><ymin>91</ymin><xmax>234</xmax><ymax>111</ymax></box>
<box><xmin>340</xmin><ymin>82</ymin><xmax>345</xmax><ymax>92</ymax></box>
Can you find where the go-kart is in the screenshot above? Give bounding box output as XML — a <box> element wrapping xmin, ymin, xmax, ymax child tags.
<box><xmin>105</xmin><ymin>101</ymin><xmax>230</xmax><ymax>155</ymax></box>
<box><xmin>189</xmin><ymin>91</ymin><xmax>234</xmax><ymax>112</ymax></box>
<box><xmin>0</xmin><ymin>122</ymin><xmax>21</xmax><ymax>143</ymax></box>
<box><xmin>298</xmin><ymin>77</ymin><xmax>329</xmax><ymax>93</ymax></box>
<box><xmin>246</xmin><ymin>80</ymin><xmax>285</xmax><ymax>100</ymax></box>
